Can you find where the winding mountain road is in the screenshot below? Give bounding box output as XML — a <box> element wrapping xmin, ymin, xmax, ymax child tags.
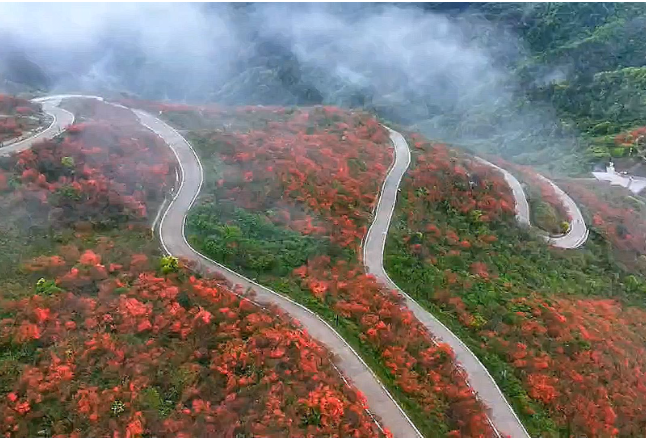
<box><xmin>364</xmin><ymin>128</ymin><xmax>529</xmax><ymax>438</ymax></box>
<box><xmin>474</xmin><ymin>157</ymin><xmax>588</xmax><ymax>248</ymax></box>
<box><xmin>20</xmin><ymin>96</ymin><xmax>421</xmax><ymax>438</ymax></box>
<box><xmin>363</xmin><ymin>128</ymin><xmax>589</xmax><ymax>437</ymax></box>
<box><xmin>135</xmin><ymin>110</ymin><xmax>422</xmax><ymax>437</ymax></box>
<box><xmin>16</xmin><ymin>95</ymin><xmax>591</xmax><ymax>439</ymax></box>
<box><xmin>534</xmin><ymin>173</ymin><xmax>589</xmax><ymax>248</ymax></box>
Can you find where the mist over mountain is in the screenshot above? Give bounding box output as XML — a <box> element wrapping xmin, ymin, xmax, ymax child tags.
<box><xmin>2</xmin><ymin>3</ymin><xmax>646</xmax><ymax>173</ymax></box>
<box><xmin>0</xmin><ymin>3</ymin><xmax>527</xmax><ymax>106</ymax></box>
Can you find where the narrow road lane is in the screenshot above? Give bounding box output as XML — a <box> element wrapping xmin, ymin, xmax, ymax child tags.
<box><xmin>534</xmin><ymin>174</ymin><xmax>589</xmax><ymax>248</ymax></box>
<box><xmin>364</xmin><ymin>127</ymin><xmax>529</xmax><ymax>438</ymax></box>
<box><xmin>133</xmin><ymin>110</ymin><xmax>422</xmax><ymax>438</ymax></box>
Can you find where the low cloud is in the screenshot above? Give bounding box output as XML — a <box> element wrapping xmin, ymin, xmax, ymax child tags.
<box><xmin>0</xmin><ymin>3</ymin><xmax>577</xmax><ymax>167</ymax></box>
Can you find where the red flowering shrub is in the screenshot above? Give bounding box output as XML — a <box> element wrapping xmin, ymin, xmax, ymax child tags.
<box><xmin>0</xmin><ymin>95</ymin><xmax>43</xmax><ymax>142</ymax></box>
<box><xmin>0</xmin><ymin>250</ymin><xmax>383</xmax><ymax>437</ymax></box>
<box><xmin>386</xmin><ymin>131</ymin><xmax>646</xmax><ymax>437</ymax></box>
<box><xmin>559</xmin><ymin>179</ymin><xmax>646</xmax><ymax>260</ymax></box>
<box><xmin>203</xmin><ymin>106</ymin><xmax>391</xmax><ymax>252</ymax></box>
<box><xmin>483</xmin><ymin>294</ymin><xmax>646</xmax><ymax>437</ymax></box>
<box><xmin>0</xmin><ymin>95</ymin><xmax>39</xmax><ymax>116</ymax></box>
<box><xmin>406</xmin><ymin>139</ymin><xmax>516</xmax><ymax>225</ymax></box>
<box><xmin>295</xmin><ymin>256</ymin><xmax>494</xmax><ymax>437</ymax></box>
<box><xmin>0</xmin><ymin>116</ymin><xmax>173</xmax><ymax>229</ymax></box>
<box><xmin>615</xmin><ymin>126</ymin><xmax>646</xmax><ymax>152</ymax></box>
<box><xmin>145</xmin><ymin>104</ymin><xmax>497</xmax><ymax>436</ymax></box>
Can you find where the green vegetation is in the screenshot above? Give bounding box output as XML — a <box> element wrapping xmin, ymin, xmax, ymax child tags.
<box><xmin>187</xmin><ymin>201</ymin><xmax>351</xmax><ymax>279</ymax></box>
<box><xmin>34</xmin><ymin>278</ymin><xmax>62</xmax><ymax>296</ymax></box>
<box><xmin>61</xmin><ymin>156</ymin><xmax>75</xmax><ymax>168</ymax></box>
<box><xmin>528</xmin><ymin>196</ymin><xmax>568</xmax><ymax>235</ymax></box>
<box><xmin>479</xmin><ymin>3</ymin><xmax>646</xmax><ymax>166</ymax></box>
<box><xmin>384</xmin><ymin>136</ymin><xmax>646</xmax><ymax>436</ymax></box>
<box><xmin>159</xmin><ymin>255</ymin><xmax>179</xmax><ymax>274</ymax></box>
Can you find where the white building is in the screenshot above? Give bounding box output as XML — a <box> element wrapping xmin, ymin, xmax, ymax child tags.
<box><xmin>592</xmin><ymin>161</ymin><xmax>646</xmax><ymax>194</ymax></box>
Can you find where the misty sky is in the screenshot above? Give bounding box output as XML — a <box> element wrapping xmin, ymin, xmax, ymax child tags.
<box><xmin>0</xmin><ymin>3</ymin><xmax>520</xmax><ymax>101</ymax></box>
<box><xmin>0</xmin><ymin>2</ymin><xmax>575</xmax><ymax>168</ymax></box>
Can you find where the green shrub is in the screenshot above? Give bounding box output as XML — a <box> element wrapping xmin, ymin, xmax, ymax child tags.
<box><xmin>159</xmin><ymin>255</ymin><xmax>179</xmax><ymax>274</ymax></box>
<box><xmin>35</xmin><ymin>278</ymin><xmax>62</xmax><ymax>296</ymax></box>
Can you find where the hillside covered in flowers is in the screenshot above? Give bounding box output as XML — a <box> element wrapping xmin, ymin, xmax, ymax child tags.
<box><xmin>136</xmin><ymin>101</ymin><xmax>496</xmax><ymax>437</ymax></box>
<box><xmin>0</xmin><ymin>94</ymin><xmax>48</xmax><ymax>144</ymax></box>
<box><xmin>0</xmin><ymin>97</ymin><xmax>384</xmax><ymax>438</ymax></box>
<box><xmin>384</xmin><ymin>132</ymin><xmax>646</xmax><ymax>437</ymax></box>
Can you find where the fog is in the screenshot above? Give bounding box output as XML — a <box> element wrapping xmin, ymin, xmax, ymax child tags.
<box><xmin>0</xmin><ymin>3</ymin><xmax>238</xmax><ymax>99</ymax></box>
<box><xmin>0</xmin><ymin>2</ymin><xmax>578</xmax><ymax>170</ymax></box>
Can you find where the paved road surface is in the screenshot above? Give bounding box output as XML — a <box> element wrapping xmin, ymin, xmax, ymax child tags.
<box><xmin>364</xmin><ymin>127</ymin><xmax>530</xmax><ymax>438</ymax></box>
<box><xmin>534</xmin><ymin>174</ymin><xmax>589</xmax><ymax>248</ymax></box>
<box><xmin>133</xmin><ymin>110</ymin><xmax>422</xmax><ymax>438</ymax></box>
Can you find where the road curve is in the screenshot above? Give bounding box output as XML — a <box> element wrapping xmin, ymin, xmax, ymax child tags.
<box><xmin>132</xmin><ymin>109</ymin><xmax>422</xmax><ymax>438</ymax></box>
<box><xmin>533</xmin><ymin>174</ymin><xmax>589</xmax><ymax>248</ymax></box>
<box><xmin>0</xmin><ymin>97</ymin><xmax>74</xmax><ymax>157</ymax></box>
<box><xmin>474</xmin><ymin>157</ymin><xmax>588</xmax><ymax>249</ymax></box>
<box><xmin>364</xmin><ymin>127</ymin><xmax>530</xmax><ymax>438</ymax></box>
